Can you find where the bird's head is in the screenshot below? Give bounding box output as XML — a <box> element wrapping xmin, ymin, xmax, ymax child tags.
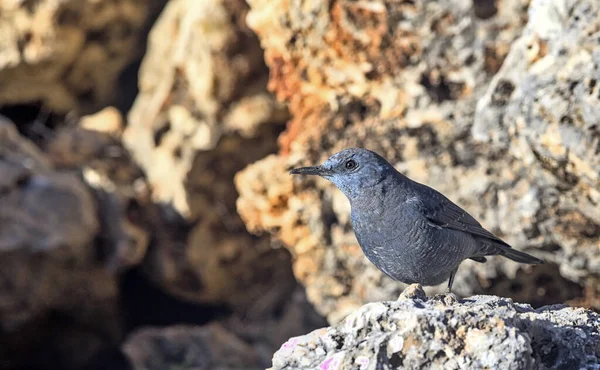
<box><xmin>290</xmin><ymin>148</ymin><xmax>395</xmax><ymax>199</ymax></box>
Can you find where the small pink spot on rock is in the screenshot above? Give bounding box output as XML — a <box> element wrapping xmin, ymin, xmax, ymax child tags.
<box><xmin>282</xmin><ymin>337</ymin><xmax>298</xmax><ymax>350</ymax></box>
<box><xmin>319</xmin><ymin>352</ymin><xmax>345</xmax><ymax>370</ymax></box>
<box><xmin>319</xmin><ymin>357</ymin><xmax>333</xmax><ymax>370</ymax></box>
<box><xmin>278</xmin><ymin>337</ymin><xmax>301</xmax><ymax>357</ymax></box>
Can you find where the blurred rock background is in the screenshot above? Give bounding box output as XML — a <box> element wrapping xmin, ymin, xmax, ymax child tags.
<box><xmin>0</xmin><ymin>0</ymin><xmax>598</xmax><ymax>369</ymax></box>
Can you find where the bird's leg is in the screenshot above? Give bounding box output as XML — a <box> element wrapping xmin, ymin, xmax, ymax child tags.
<box><xmin>446</xmin><ymin>268</ymin><xmax>458</xmax><ymax>293</ymax></box>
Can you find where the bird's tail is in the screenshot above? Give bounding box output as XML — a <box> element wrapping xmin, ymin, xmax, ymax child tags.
<box><xmin>497</xmin><ymin>245</ymin><xmax>544</xmax><ymax>264</ymax></box>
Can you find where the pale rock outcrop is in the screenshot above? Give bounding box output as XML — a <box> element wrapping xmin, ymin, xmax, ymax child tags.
<box><xmin>122</xmin><ymin>0</ymin><xmax>300</xmax><ymax>322</ymax></box>
<box><xmin>270</xmin><ymin>285</ymin><xmax>600</xmax><ymax>370</ymax></box>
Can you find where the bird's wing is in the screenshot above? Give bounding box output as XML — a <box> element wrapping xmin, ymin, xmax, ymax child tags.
<box><xmin>411</xmin><ymin>184</ymin><xmax>511</xmax><ymax>248</ymax></box>
<box><xmin>407</xmin><ymin>182</ymin><xmax>543</xmax><ymax>264</ymax></box>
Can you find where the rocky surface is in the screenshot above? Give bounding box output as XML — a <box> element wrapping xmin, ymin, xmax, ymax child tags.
<box><xmin>237</xmin><ymin>0</ymin><xmax>600</xmax><ymax>321</ymax></box>
<box><xmin>0</xmin><ymin>0</ymin><xmax>326</xmax><ymax>368</ymax></box>
<box><xmin>124</xmin><ymin>0</ymin><xmax>287</xmax><ymax>218</ymax></box>
<box><xmin>473</xmin><ymin>0</ymin><xmax>600</xmax><ymax>289</ymax></box>
<box><xmin>0</xmin><ymin>118</ymin><xmax>120</xmax><ymax>369</ymax></box>
<box><xmin>122</xmin><ymin>0</ymin><xmax>297</xmax><ymax>316</ymax></box>
<box><xmin>2</xmin><ymin>0</ymin><xmax>599</xmax><ymax>368</ymax></box>
<box><xmin>0</xmin><ymin>108</ymin><xmax>323</xmax><ymax>370</ymax></box>
<box><xmin>43</xmin><ymin>116</ymin><xmax>155</xmax><ymax>275</ymax></box>
<box><xmin>122</xmin><ymin>286</ymin><xmax>326</xmax><ymax>370</ymax></box>
<box><xmin>0</xmin><ymin>0</ymin><xmax>165</xmax><ymax>113</ymax></box>
<box><xmin>123</xmin><ymin>324</ymin><xmax>262</xmax><ymax>370</ymax></box>
<box><xmin>271</xmin><ymin>284</ymin><xmax>600</xmax><ymax>370</ymax></box>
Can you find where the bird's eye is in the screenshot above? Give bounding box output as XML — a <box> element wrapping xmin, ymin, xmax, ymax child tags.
<box><xmin>345</xmin><ymin>159</ymin><xmax>357</xmax><ymax>170</ymax></box>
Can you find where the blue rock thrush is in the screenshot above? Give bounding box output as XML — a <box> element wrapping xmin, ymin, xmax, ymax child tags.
<box><xmin>290</xmin><ymin>148</ymin><xmax>543</xmax><ymax>292</ymax></box>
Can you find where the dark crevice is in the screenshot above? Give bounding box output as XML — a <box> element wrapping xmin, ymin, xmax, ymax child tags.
<box><xmin>420</xmin><ymin>72</ymin><xmax>453</xmax><ymax>102</ymax></box>
<box><xmin>0</xmin><ymin>103</ymin><xmax>63</xmax><ymax>146</ymax></box>
<box><xmin>473</xmin><ymin>0</ymin><xmax>498</xmax><ymax>19</ymax></box>
<box><xmin>119</xmin><ymin>267</ymin><xmax>231</xmax><ymax>333</ymax></box>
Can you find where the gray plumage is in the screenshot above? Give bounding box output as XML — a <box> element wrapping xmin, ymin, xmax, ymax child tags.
<box><xmin>290</xmin><ymin>147</ymin><xmax>543</xmax><ymax>292</ymax></box>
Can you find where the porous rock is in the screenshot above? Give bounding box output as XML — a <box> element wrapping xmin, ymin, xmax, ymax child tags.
<box><xmin>0</xmin><ymin>0</ymin><xmax>165</xmax><ymax>113</ymax></box>
<box><xmin>271</xmin><ymin>284</ymin><xmax>600</xmax><ymax>370</ymax></box>
<box><xmin>124</xmin><ymin>0</ymin><xmax>287</xmax><ymax>218</ymax></box>
<box><xmin>238</xmin><ymin>0</ymin><xmax>600</xmax><ymax>321</ymax></box>
<box><xmin>473</xmin><ymin>0</ymin><xmax>600</xmax><ymax>294</ymax></box>
<box><xmin>122</xmin><ymin>0</ymin><xmax>297</xmax><ymax>316</ymax></box>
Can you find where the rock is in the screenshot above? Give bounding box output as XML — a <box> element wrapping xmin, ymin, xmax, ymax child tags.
<box><xmin>0</xmin><ymin>0</ymin><xmax>165</xmax><ymax>113</ymax></box>
<box><xmin>0</xmin><ymin>118</ymin><xmax>120</xmax><ymax>369</ymax></box>
<box><xmin>121</xmin><ymin>286</ymin><xmax>327</xmax><ymax>370</ymax></box>
<box><xmin>80</xmin><ymin>107</ymin><xmax>124</xmax><ymax>136</ymax></box>
<box><xmin>472</xmin><ymin>0</ymin><xmax>600</xmax><ymax>292</ymax></box>
<box><xmin>0</xmin><ymin>113</ymin><xmax>174</xmax><ymax>369</ymax></box>
<box><xmin>124</xmin><ymin>0</ymin><xmax>287</xmax><ymax>218</ymax></box>
<box><xmin>122</xmin><ymin>0</ymin><xmax>298</xmax><ymax>318</ymax></box>
<box><xmin>271</xmin><ymin>285</ymin><xmax>600</xmax><ymax>370</ymax></box>
<box><xmin>224</xmin><ymin>285</ymin><xmax>328</xmax><ymax>366</ymax></box>
<box><xmin>246</xmin><ymin>0</ymin><xmax>528</xmax><ymax>154</ymax></box>
<box><xmin>138</xmin><ymin>129</ymin><xmax>297</xmax><ymax>313</ymax></box>
<box><xmin>237</xmin><ymin>0</ymin><xmax>600</xmax><ymax>321</ymax></box>
<box><xmin>398</xmin><ymin>284</ymin><xmax>427</xmax><ymax>301</ymax></box>
<box><xmin>0</xmin><ymin>118</ymin><xmax>100</xmax><ymax>330</ymax></box>
<box><xmin>122</xmin><ymin>323</ymin><xmax>263</xmax><ymax>370</ymax></box>
<box><xmin>43</xmin><ymin>122</ymin><xmax>153</xmax><ymax>273</ymax></box>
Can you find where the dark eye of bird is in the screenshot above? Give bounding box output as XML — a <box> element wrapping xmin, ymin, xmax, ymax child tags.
<box><xmin>345</xmin><ymin>159</ymin><xmax>357</xmax><ymax>170</ymax></box>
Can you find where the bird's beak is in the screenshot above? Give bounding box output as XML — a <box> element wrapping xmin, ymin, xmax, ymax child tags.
<box><xmin>289</xmin><ymin>165</ymin><xmax>330</xmax><ymax>176</ymax></box>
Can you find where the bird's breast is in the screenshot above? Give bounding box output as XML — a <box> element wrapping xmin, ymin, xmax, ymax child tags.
<box><xmin>351</xmin><ymin>207</ymin><xmax>461</xmax><ymax>285</ymax></box>
<box><xmin>351</xmin><ymin>211</ymin><xmax>421</xmax><ymax>280</ymax></box>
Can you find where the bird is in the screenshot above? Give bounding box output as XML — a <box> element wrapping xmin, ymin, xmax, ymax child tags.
<box><xmin>290</xmin><ymin>147</ymin><xmax>543</xmax><ymax>293</ymax></box>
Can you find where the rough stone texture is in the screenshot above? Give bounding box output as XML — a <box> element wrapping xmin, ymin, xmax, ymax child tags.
<box><xmin>473</xmin><ymin>0</ymin><xmax>600</xmax><ymax>292</ymax></box>
<box><xmin>238</xmin><ymin>0</ymin><xmax>600</xmax><ymax>321</ymax></box>
<box><xmin>43</xmin><ymin>119</ymin><xmax>154</xmax><ymax>274</ymax></box>
<box><xmin>123</xmin><ymin>324</ymin><xmax>262</xmax><ymax>370</ymax></box>
<box><xmin>0</xmin><ymin>0</ymin><xmax>165</xmax><ymax>113</ymax></box>
<box><xmin>224</xmin><ymin>285</ymin><xmax>328</xmax><ymax>366</ymax></box>
<box><xmin>0</xmin><ymin>110</ymin><xmax>180</xmax><ymax>370</ymax></box>
<box><xmin>271</xmin><ymin>284</ymin><xmax>600</xmax><ymax>370</ymax></box>
<box><xmin>0</xmin><ymin>1</ymin><xmax>328</xmax><ymax>369</ymax></box>
<box><xmin>122</xmin><ymin>0</ymin><xmax>298</xmax><ymax>316</ymax></box>
<box><xmin>0</xmin><ymin>110</ymin><xmax>322</xmax><ymax>369</ymax></box>
<box><xmin>0</xmin><ymin>118</ymin><xmax>120</xmax><ymax>369</ymax></box>
<box><xmin>122</xmin><ymin>287</ymin><xmax>328</xmax><ymax>370</ymax></box>
<box><xmin>124</xmin><ymin>0</ymin><xmax>287</xmax><ymax>217</ymax></box>
<box><xmin>136</xmin><ymin>127</ymin><xmax>298</xmax><ymax>313</ymax></box>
